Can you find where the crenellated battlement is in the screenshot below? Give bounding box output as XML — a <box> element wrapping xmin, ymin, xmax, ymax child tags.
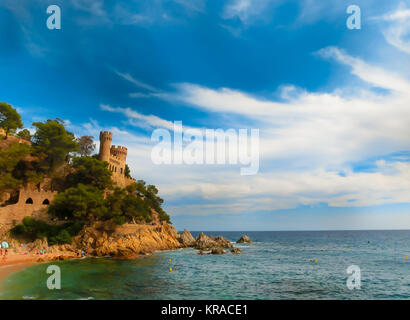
<box><xmin>99</xmin><ymin>131</ymin><xmax>112</xmax><ymax>141</ymax></box>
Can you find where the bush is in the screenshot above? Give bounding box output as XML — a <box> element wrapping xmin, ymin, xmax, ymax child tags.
<box><xmin>11</xmin><ymin>217</ymin><xmax>83</xmax><ymax>245</ymax></box>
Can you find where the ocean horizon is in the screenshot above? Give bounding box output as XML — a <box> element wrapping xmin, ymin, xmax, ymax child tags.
<box><xmin>1</xmin><ymin>230</ymin><xmax>409</xmax><ymax>300</ymax></box>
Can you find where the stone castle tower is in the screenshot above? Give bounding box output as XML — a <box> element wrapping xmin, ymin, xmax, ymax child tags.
<box><xmin>98</xmin><ymin>131</ymin><xmax>135</xmax><ymax>188</ymax></box>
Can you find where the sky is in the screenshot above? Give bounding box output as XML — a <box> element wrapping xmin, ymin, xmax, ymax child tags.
<box><xmin>1</xmin><ymin>0</ymin><xmax>410</xmax><ymax>230</ymax></box>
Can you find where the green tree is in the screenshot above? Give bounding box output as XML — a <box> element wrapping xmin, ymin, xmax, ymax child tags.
<box><xmin>124</xmin><ymin>164</ymin><xmax>131</xmax><ymax>178</ymax></box>
<box><xmin>48</xmin><ymin>184</ymin><xmax>107</xmax><ymax>221</ymax></box>
<box><xmin>16</xmin><ymin>129</ymin><xmax>32</xmax><ymax>141</ymax></box>
<box><xmin>66</xmin><ymin>156</ymin><xmax>113</xmax><ymax>190</ymax></box>
<box><xmin>127</xmin><ymin>181</ymin><xmax>170</xmax><ymax>223</ymax></box>
<box><xmin>105</xmin><ymin>187</ymin><xmax>151</xmax><ymax>224</ymax></box>
<box><xmin>0</xmin><ymin>102</ymin><xmax>23</xmax><ymax>139</ymax></box>
<box><xmin>77</xmin><ymin>135</ymin><xmax>96</xmax><ymax>157</ymax></box>
<box><xmin>32</xmin><ymin>119</ymin><xmax>79</xmax><ymax>171</ymax></box>
<box><xmin>0</xmin><ymin>142</ymin><xmax>31</xmax><ymax>194</ymax></box>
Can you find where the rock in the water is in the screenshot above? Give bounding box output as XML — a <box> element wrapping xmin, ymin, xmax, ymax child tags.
<box><xmin>214</xmin><ymin>236</ymin><xmax>233</xmax><ymax>249</ymax></box>
<box><xmin>236</xmin><ymin>235</ymin><xmax>252</xmax><ymax>243</ymax></box>
<box><xmin>179</xmin><ymin>229</ymin><xmax>195</xmax><ymax>247</ymax></box>
<box><xmin>194</xmin><ymin>232</ymin><xmax>233</xmax><ymax>250</ymax></box>
<box><xmin>231</xmin><ymin>247</ymin><xmax>242</xmax><ymax>254</ymax></box>
<box><xmin>210</xmin><ymin>248</ymin><xmax>225</xmax><ymax>254</ymax></box>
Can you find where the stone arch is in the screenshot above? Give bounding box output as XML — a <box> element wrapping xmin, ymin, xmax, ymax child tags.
<box><xmin>42</xmin><ymin>199</ymin><xmax>50</xmax><ymax>205</ymax></box>
<box><xmin>25</xmin><ymin>198</ymin><xmax>33</xmax><ymax>204</ymax></box>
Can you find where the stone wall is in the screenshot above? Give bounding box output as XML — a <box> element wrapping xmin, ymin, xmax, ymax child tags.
<box><xmin>0</xmin><ymin>185</ymin><xmax>57</xmax><ymax>231</ymax></box>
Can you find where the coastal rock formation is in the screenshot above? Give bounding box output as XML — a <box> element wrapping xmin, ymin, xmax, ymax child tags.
<box><xmin>231</xmin><ymin>247</ymin><xmax>242</xmax><ymax>254</ymax></box>
<box><xmin>194</xmin><ymin>232</ymin><xmax>233</xmax><ymax>250</ymax></box>
<box><xmin>236</xmin><ymin>235</ymin><xmax>252</xmax><ymax>243</ymax></box>
<box><xmin>210</xmin><ymin>248</ymin><xmax>225</xmax><ymax>255</ymax></box>
<box><xmin>179</xmin><ymin>229</ymin><xmax>195</xmax><ymax>247</ymax></box>
<box><xmin>72</xmin><ymin>222</ymin><xmax>183</xmax><ymax>257</ymax></box>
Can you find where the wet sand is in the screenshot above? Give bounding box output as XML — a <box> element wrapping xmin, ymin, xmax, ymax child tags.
<box><xmin>0</xmin><ymin>252</ymin><xmax>67</xmax><ymax>288</ymax></box>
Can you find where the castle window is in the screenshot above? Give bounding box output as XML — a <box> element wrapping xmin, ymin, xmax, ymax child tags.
<box><xmin>25</xmin><ymin>198</ymin><xmax>33</xmax><ymax>204</ymax></box>
<box><xmin>120</xmin><ymin>168</ymin><xmax>123</xmax><ymax>174</ymax></box>
<box><xmin>42</xmin><ymin>199</ymin><xmax>50</xmax><ymax>205</ymax></box>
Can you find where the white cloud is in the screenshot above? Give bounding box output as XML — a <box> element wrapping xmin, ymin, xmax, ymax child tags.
<box><xmin>100</xmin><ymin>104</ymin><xmax>176</xmax><ymax>130</ymax></box>
<box><xmin>372</xmin><ymin>6</ymin><xmax>410</xmax><ymax>54</ymax></box>
<box><xmin>222</xmin><ymin>0</ymin><xmax>274</xmax><ymax>24</ymax></box>
<box><xmin>173</xmin><ymin>0</ymin><xmax>206</xmax><ymax>13</ymax></box>
<box><xmin>114</xmin><ymin>70</ymin><xmax>160</xmax><ymax>93</ymax></box>
<box><xmin>317</xmin><ymin>46</ymin><xmax>410</xmax><ymax>92</ymax></box>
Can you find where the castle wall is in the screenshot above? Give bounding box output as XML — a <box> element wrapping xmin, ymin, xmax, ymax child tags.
<box><xmin>0</xmin><ymin>186</ymin><xmax>57</xmax><ymax>227</ymax></box>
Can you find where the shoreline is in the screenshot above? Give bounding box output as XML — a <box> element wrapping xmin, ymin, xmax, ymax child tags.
<box><xmin>0</xmin><ymin>253</ymin><xmax>69</xmax><ymax>287</ymax></box>
<box><xmin>0</xmin><ymin>257</ymin><xmax>37</xmax><ymax>287</ymax></box>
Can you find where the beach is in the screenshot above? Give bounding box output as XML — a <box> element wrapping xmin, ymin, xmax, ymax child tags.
<box><xmin>0</xmin><ymin>251</ymin><xmax>75</xmax><ymax>287</ymax></box>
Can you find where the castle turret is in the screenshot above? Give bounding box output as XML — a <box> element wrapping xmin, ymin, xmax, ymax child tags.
<box><xmin>99</xmin><ymin>131</ymin><xmax>112</xmax><ymax>162</ymax></box>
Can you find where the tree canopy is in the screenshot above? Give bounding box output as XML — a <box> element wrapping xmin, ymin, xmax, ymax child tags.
<box><xmin>16</xmin><ymin>129</ymin><xmax>32</xmax><ymax>141</ymax></box>
<box><xmin>48</xmin><ymin>184</ymin><xmax>107</xmax><ymax>221</ymax></box>
<box><xmin>0</xmin><ymin>102</ymin><xmax>23</xmax><ymax>138</ymax></box>
<box><xmin>32</xmin><ymin>119</ymin><xmax>79</xmax><ymax>171</ymax></box>
<box><xmin>77</xmin><ymin>135</ymin><xmax>96</xmax><ymax>157</ymax></box>
<box><xmin>0</xmin><ymin>142</ymin><xmax>31</xmax><ymax>194</ymax></box>
<box><xmin>66</xmin><ymin>156</ymin><xmax>113</xmax><ymax>190</ymax></box>
<box><xmin>124</xmin><ymin>164</ymin><xmax>131</xmax><ymax>178</ymax></box>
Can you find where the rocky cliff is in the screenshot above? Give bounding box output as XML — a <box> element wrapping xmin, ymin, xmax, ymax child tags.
<box><xmin>73</xmin><ymin>222</ymin><xmax>183</xmax><ymax>257</ymax></box>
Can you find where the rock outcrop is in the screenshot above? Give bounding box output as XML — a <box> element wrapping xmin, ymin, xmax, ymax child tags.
<box><xmin>179</xmin><ymin>229</ymin><xmax>196</xmax><ymax>247</ymax></box>
<box><xmin>72</xmin><ymin>222</ymin><xmax>183</xmax><ymax>257</ymax></box>
<box><xmin>236</xmin><ymin>235</ymin><xmax>252</xmax><ymax>243</ymax></box>
<box><xmin>6</xmin><ymin>222</ymin><xmax>246</xmax><ymax>261</ymax></box>
<box><xmin>231</xmin><ymin>247</ymin><xmax>242</xmax><ymax>254</ymax></box>
<box><xmin>194</xmin><ymin>232</ymin><xmax>233</xmax><ymax>250</ymax></box>
<box><xmin>210</xmin><ymin>248</ymin><xmax>225</xmax><ymax>255</ymax></box>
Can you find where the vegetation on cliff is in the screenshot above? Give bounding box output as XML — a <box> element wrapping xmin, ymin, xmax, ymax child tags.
<box><xmin>1</xmin><ymin>102</ymin><xmax>171</xmax><ymax>245</ymax></box>
<box><xmin>11</xmin><ymin>217</ymin><xmax>83</xmax><ymax>245</ymax></box>
<box><xmin>0</xmin><ymin>102</ymin><xmax>23</xmax><ymax>139</ymax></box>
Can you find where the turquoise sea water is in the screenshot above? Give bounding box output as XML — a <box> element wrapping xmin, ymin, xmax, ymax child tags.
<box><xmin>1</xmin><ymin>230</ymin><xmax>409</xmax><ymax>300</ymax></box>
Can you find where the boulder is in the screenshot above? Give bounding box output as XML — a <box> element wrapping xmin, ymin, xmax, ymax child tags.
<box><xmin>210</xmin><ymin>248</ymin><xmax>225</xmax><ymax>255</ymax></box>
<box><xmin>236</xmin><ymin>235</ymin><xmax>252</xmax><ymax>244</ymax></box>
<box><xmin>231</xmin><ymin>247</ymin><xmax>242</xmax><ymax>254</ymax></box>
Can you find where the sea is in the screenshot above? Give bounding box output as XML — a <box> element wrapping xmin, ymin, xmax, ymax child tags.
<box><xmin>1</xmin><ymin>230</ymin><xmax>409</xmax><ymax>300</ymax></box>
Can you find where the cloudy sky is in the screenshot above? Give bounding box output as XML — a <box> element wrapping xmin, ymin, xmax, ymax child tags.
<box><xmin>1</xmin><ymin>0</ymin><xmax>410</xmax><ymax>230</ymax></box>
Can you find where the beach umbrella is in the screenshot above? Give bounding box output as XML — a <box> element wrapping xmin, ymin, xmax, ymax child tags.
<box><xmin>1</xmin><ymin>241</ymin><xmax>9</xmax><ymax>248</ymax></box>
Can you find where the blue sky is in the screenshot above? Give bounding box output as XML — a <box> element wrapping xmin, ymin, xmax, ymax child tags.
<box><xmin>1</xmin><ymin>0</ymin><xmax>410</xmax><ymax>230</ymax></box>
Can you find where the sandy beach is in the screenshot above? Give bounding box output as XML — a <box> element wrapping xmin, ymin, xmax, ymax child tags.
<box><xmin>0</xmin><ymin>252</ymin><xmax>73</xmax><ymax>288</ymax></box>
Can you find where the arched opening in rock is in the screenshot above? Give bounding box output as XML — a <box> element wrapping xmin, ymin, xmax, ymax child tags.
<box><xmin>42</xmin><ymin>199</ymin><xmax>50</xmax><ymax>205</ymax></box>
<box><xmin>25</xmin><ymin>198</ymin><xmax>33</xmax><ymax>204</ymax></box>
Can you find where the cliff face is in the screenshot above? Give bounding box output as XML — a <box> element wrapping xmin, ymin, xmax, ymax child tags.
<box><xmin>71</xmin><ymin>222</ymin><xmax>184</xmax><ymax>257</ymax></box>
